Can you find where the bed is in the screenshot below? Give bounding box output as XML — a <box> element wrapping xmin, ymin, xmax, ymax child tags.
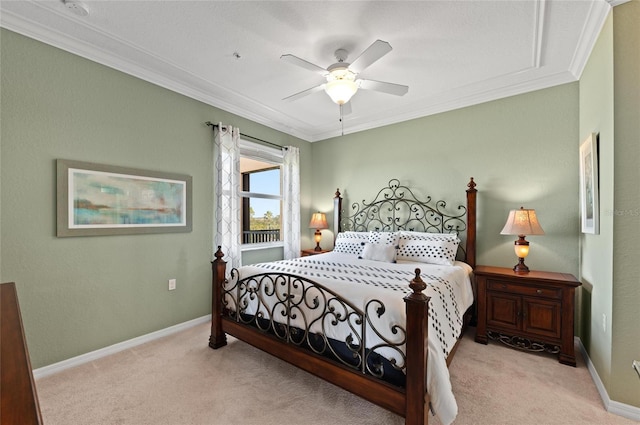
<box><xmin>210</xmin><ymin>178</ymin><xmax>478</xmax><ymax>425</ymax></box>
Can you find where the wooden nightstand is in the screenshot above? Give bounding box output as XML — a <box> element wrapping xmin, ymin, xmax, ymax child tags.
<box><xmin>301</xmin><ymin>249</ymin><xmax>331</xmax><ymax>257</ymax></box>
<box><xmin>474</xmin><ymin>265</ymin><xmax>581</xmax><ymax>366</ymax></box>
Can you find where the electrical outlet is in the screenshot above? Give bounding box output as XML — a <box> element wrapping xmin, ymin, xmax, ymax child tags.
<box><xmin>602</xmin><ymin>313</ymin><xmax>606</xmax><ymax>332</ymax></box>
<box><xmin>168</xmin><ymin>279</ymin><xmax>176</xmax><ymax>291</ymax></box>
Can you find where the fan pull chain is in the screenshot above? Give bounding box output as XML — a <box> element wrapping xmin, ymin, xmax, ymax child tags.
<box><xmin>339</xmin><ymin>104</ymin><xmax>344</xmax><ymax>136</ymax></box>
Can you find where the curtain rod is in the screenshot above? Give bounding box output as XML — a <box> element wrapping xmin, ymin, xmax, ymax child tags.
<box><xmin>205</xmin><ymin>121</ymin><xmax>285</xmax><ymax>150</ymax></box>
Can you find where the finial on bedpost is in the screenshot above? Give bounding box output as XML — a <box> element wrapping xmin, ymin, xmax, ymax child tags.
<box><xmin>409</xmin><ymin>268</ymin><xmax>427</xmax><ymax>294</ymax></box>
<box><xmin>467</xmin><ymin>177</ymin><xmax>477</xmax><ymax>193</ymax></box>
<box><xmin>335</xmin><ymin>188</ymin><xmax>341</xmax><ymax>198</ymax></box>
<box><xmin>214</xmin><ymin>245</ymin><xmax>224</xmax><ymax>262</ymax></box>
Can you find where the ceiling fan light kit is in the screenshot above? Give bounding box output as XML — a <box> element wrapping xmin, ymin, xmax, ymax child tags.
<box><xmin>324</xmin><ymin>67</ymin><xmax>358</xmax><ymax>105</ymax></box>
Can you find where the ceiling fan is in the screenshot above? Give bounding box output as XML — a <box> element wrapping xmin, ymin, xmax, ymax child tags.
<box><xmin>281</xmin><ymin>40</ymin><xmax>409</xmax><ymax>114</ymax></box>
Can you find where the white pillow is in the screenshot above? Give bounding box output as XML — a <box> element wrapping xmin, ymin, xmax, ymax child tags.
<box><xmin>333</xmin><ymin>231</ymin><xmax>368</xmax><ymax>256</ymax></box>
<box><xmin>399</xmin><ymin>230</ymin><xmax>458</xmax><ymax>241</ymax></box>
<box><xmin>368</xmin><ymin>231</ymin><xmax>399</xmax><ymax>246</ymax></box>
<box><xmin>359</xmin><ymin>242</ymin><xmax>397</xmax><ymax>263</ymax></box>
<box><xmin>396</xmin><ymin>233</ymin><xmax>460</xmax><ymax>266</ymax></box>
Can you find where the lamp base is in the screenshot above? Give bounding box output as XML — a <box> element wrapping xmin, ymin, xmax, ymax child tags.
<box><xmin>513</xmin><ymin>257</ymin><xmax>530</xmax><ymax>274</ymax></box>
<box><xmin>314</xmin><ymin>243</ymin><xmax>323</xmax><ymax>252</ymax></box>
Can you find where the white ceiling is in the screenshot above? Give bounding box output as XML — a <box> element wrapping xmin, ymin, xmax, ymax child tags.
<box><xmin>1</xmin><ymin>0</ymin><xmax>616</xmax><ymax>142</ymax></box>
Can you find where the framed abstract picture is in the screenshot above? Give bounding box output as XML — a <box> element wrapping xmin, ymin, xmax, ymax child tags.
<box><xmin>579</xmin><ymin>133</ymin><xmax>599</xmax><ymax>234</ymax></box>
<box><xmin>57</xmin><ymin>159</ymin><xmax>192</xmax><ymax>237</ymax></box>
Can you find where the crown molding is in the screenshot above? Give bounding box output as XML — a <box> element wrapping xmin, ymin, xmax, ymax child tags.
<box><xmin>569</xmin><ymin>0</ymin><xmax>611</xmax><ymax>80</ymax></box>
<box><xmin>607</xmin><ymin>0</ymin><xmax>631</xmax><ymax>7</ymax></box>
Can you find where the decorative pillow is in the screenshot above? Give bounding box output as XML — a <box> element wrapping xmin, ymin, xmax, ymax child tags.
<box><xmin>333</xmin><ymin>231</ymin><xmax>369</xmax><ymax>256</ymax></box>
<box><xmin>359</xmin><ymin>242</ymin><xmax>397</xmax><ymax>263</ymax></box>
<box><xmin>354</xmin><ymin>232</ymin><xmax>399</xmax><ymax>262</ymax></box>
<box><xmin>367</xmin><ymin>231</ymin><xmax>399</xmax><ymax>246</ymax></box>
<box><xmin>396</xmin><ymin>233</ymin><xmax>460</xmax><ymax>266</ymax></box>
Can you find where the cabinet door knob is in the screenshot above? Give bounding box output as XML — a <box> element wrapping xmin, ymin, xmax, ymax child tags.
<box><xmin>536</xmin><ymin>289</ymin><xmax>543</xmax><ymax>294</ymax></box>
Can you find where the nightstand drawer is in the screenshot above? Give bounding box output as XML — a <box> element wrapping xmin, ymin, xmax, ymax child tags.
<box><xmin>487</xmin><ymin>279</ymin><xmax>561</xmax><ymax>299</ymax></box>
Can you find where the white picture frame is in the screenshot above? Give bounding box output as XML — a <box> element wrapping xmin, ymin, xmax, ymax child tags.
<box><xmin>579</xmin><ymin>133</ymin><xmax>599</xmax><ymax>234</ymax></box>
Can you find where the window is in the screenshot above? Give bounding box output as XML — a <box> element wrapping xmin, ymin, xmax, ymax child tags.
<box><xmin>239</xmin><ymin>140</ymin><xmax>283</xmax><ymax>248</ymax></box>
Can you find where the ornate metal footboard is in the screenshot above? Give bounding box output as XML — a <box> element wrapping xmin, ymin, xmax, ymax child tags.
<box><xmin>223</xmin><ymin>268</ymin><xmax>408</xmax><ymax>380</ymax></box>
<box><xmin>210</xmin><ymin>246</ymin><xmax>432</xmax><ymax>424</ymax></box>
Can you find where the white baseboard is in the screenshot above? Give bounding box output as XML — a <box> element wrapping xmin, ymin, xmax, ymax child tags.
<box><xmin>577</xmin><ymin>337</ymin><xmax>640</xmax><ymax>421</ymax></box>
<box><xmin>33</xmin><ymin>315</ymin><xmax>211</xmax><ymax>380</ymax></box>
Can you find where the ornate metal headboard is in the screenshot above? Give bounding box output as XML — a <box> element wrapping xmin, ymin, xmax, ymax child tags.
<box><xmin>333</xmin><ymin>178</ymin><xmax>477</xmax><ymax>268</ymax></box>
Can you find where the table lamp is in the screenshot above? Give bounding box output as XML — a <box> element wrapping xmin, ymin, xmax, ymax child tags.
<box><xmin>309</xmin><ymin>212</ymin><xmax>329</xmax><ymax>251</ymax></box>
<box><xmin>500</xmin><ymin>207</ymin><xmax>545</xmax><ymax>273</ymax></box>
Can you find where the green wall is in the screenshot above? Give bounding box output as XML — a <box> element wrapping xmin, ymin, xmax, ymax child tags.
<box><xmin>580</xmin><ymin>1</ymin><xmax>640</xmax><ymax>407</ymax></box>
<box><xmin>579</xmin><ymin>2</ymin><xmax>640</xmax><ymax>408</ymax></box>
<box><xmin>0</xmin><ymin>29</ymin><xmax>312</xmax><ymax>368</ymax></box>
<box><xmin>579</xmin><ymin>10</ymin><xmax>615</xmax><ymax>390</ymax></box>
<box><xmin>310</xmin><ymin>84</ymin><xmax>580</xmax><ymax>278</ymax></box>
<box><xmin>611</xmin><ymin>1</ymin><xmax>639</xmax><ymax>407</ymax></box>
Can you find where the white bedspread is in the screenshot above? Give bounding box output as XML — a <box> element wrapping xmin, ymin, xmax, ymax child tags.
<box><xmin>228</xmin><ymin>251</ymin><xmax>473</xmax><ymax>425</ymax></box>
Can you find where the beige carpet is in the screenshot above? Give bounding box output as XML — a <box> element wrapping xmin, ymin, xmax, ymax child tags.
<box><xmin>36</xmin><ymin>323</ymin><xmax>636</xmax><ymax>425</ymax></box>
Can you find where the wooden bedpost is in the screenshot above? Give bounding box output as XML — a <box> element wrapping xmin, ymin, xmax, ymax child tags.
<box><xmin>404</xmin><ymin>269</ymin><xmax>430</xmax><ymax>425</ymax></box>
<box><xmin>209</xmin><ymin>246</ymin><xmax>227</xmax><ymax>349</ymax></box>
<box><xmin>333</xmin><ymin>188</ymin><xmax>342</xmax><ymax>241</ymax></box>
<box><xmin>466</xmin><ymin>177</ymin><xmax>477</xmax><ymax>269</ymax></box>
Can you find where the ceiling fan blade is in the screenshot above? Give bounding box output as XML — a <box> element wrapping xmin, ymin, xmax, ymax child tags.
<box><xmin>358</xmin><ymin>79</ymin><xmax>409</xmax><ymax>96</ymax></box>
<box><xmin>282</xmin><ymin>84</ymin><xmax>325</xmax><ymax>102</ymax></box>
<box><xmin>280</xmin><ymin>54</ymin><xmax>327</xmax><ymax>75</ymax></box>
<box><xmin>348</xmin><ymin>40</ymin><xmax>392</xmax><ymax>74</ymax></box>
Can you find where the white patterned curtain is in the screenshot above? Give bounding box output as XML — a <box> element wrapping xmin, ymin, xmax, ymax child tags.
<box><xmin>214</xmin><ymin>123</ymin><xmax>241</xmax><ymax>269</ymax></box>
<box><xmin>282</xmin><ymin>146</ymin><xmax>301</xmax><ymax>260</ymax></box>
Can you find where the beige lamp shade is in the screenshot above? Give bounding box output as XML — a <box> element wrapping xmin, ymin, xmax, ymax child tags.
<box><xmin>309</xmin><ymin>212</ymin><xmax>329</xmax><ymax>230</ymax></box>
<box><xmin>500</xmin><ymin>207</ymin><xmax>545</xmax><ymax>236</ymax></box>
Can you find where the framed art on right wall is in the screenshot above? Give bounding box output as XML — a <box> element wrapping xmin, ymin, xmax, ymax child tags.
<box><xmin>579</xmin><ymin>133</ymin><xmax>599</xmax><ymax>234</ymax></box>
